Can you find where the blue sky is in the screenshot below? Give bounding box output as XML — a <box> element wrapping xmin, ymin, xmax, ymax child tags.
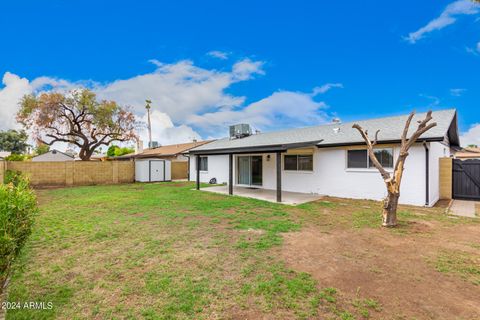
<box><xmin>0</xmin><ymin>0</ymin><xmax>479</xmax><ymax>146</ymax></box>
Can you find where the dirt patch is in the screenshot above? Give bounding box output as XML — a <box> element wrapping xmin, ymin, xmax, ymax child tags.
<box><xmin>281</xmin><ymin>224</ymin><xmax>480</xmax><ymax>320</ymax></box>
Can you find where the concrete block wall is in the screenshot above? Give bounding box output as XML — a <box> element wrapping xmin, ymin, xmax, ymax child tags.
<box><xmin>439</xmin><ymin>157</ymin><xmax>452</xmax><ymax>200</ymax></box>
<box><xmin>3</xmin><ymin>161</ymin><xmax>134</xmax><ymax>187</ymax></box>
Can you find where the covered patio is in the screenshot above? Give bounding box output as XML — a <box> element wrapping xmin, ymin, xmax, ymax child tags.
<box><xmin>191</xmin><ymin>139</ymin><xmax>323</xmax><ymax>204</ymax></box>
<box><xmin>201</xmin><ymin>185</ymin><xmax>323</xmax><ymax>205</ymax></box>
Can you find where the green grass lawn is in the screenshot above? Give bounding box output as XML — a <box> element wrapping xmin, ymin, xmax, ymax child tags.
<box><xmin>5</xmin><ymin>182</ymin><xmax>479</xmax><ymax>320</ymax></box>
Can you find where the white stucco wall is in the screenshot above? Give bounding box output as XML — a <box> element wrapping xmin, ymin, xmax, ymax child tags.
<box><xmin>189</xmin><ymin>155</ymin><xmax>229</xmax><ymax>184</ymax></box>
<box><xmin>190</xmin><ymin>142</ymin><xmax>445</xmax><ymax>206</ymax></box>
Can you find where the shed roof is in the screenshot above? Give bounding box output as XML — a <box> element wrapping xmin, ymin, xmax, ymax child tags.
<box><xmin>190</xmin><ymin>109</ymin><xmax>458</xmax><ymax>154</ymax></box>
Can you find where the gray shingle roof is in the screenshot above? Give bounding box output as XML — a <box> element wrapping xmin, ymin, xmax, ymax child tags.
<box><xmin>191</xmin><ymin>109</ymin><xmax>458</xmax><ymax>153</ymax></box>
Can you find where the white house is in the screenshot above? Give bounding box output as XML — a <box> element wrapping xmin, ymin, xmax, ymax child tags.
<box><xmin>188</xmin><ymin>109</ymin><xmax>459</xmax><ymax>207</ymax></box>
<box><xmin>32</xmin><ymin>149</ymin><xmax>75</xmax><ymax>162</ymax></box>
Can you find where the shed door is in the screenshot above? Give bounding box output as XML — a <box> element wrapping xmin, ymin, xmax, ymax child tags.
<box><xmin>453</xmin><ymin>159</ymin><xmax>480</xmax><ymax>200</ymax></box>
<box><xmin>150</xmin><ymin>160</ymin><xmax>165</xmax><ymax>182</ymax></box>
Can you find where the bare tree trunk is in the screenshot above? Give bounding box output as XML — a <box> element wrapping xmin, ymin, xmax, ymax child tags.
<box><xmin>383</xmin><ymin>192</ymin><xmax>399</xmax><ymax>227</ymax></box>
<box><xmin>352</xmin><ymin>110</ymin><xmax>437</xmax><ymax>228</ymax></box>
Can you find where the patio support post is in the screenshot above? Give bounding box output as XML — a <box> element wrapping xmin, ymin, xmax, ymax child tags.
<box><xmin>228</xmin><ymin>153</ymin><xmax>233</xmax><ymax>195</ymax></box>
<box><xmin>196</xmin><ymin>155</ymin><xmax>200</xmax><ymax>190</ymax></box>
<box><xmin>276</xmin><ymin>151</ymin><xmax>282</xmax><ymax>202</ymax></box>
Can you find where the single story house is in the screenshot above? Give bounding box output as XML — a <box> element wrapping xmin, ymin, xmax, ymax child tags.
<box><xmin>32</xmin><ymin>149</ymin><xmax>75</xmax><ymax>162</ymax></box>
<box><xmin>188</xmin><ymin>109</ymin><xmax>460</xmax><ymax>207</ymax></box>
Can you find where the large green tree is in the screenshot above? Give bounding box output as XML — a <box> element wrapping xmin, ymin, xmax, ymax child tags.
<box><xmin>0</xmin><ymin>129</ymin><xmax>29</xmax><ymax>154</ymax></box>
<box><xmin>17</xmin><ymin>89</ymin><xmax>138</xmax><ymax>161</ymax></box>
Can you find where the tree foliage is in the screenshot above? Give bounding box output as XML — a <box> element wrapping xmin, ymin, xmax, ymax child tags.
<box><xmin>17</xmin><ymin>89</ymin><xmax>137</xmax><ymax>161</ymax></box>
<box><xmin>107</xmin><ymin>145</ymin><xmax>134</xmax><ymax>157</ymax></box>
<box><xmin>35</xmin><ymin>144</ymin><xmax>50</xmax><ymax>156</ymax></box>
<box><xmin>0</xmin><ymin>130</ymin><xmax>29</xmax><ymax>154</ymax></box>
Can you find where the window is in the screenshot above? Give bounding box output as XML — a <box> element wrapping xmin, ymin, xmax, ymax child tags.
<box><xmin>347</xmin><ymin>148</ymin><xmax>393</xmax><ymax>169</ymax></box>
<box><xmin>284</xmin><ymin>154</ymin><xmax>313</xmax><ymax>171</ymax></box>
<box><xmin>199</xmin><ymin>156</ymin><xmax>208</xmax><ymax>171</ymax></box>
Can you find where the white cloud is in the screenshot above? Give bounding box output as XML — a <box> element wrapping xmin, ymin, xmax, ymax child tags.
<box><xmin>140</xmin><ymin>110</ymin><xmax>201</xmax><ymax>145</ymax></box>
<box><xmin>95</xmin><ymin>59</ymin><xmax>264</xmax><ymax>122</ymax></box>
<box><xmin>312</xmin><ymin>83</ymin><xmax>343</xmax><ymax>96</ymax></box>
<box><xmin>460</xmin><ymin>123</ymin><xmax>480</xmax><ymax>147</ymax></box>
<box><xmin>231</xmin><ymin>58</ymin><xmax>265</xmax><ymax>81</ymax></box>
<box><xmin>0</xmin><ymin>72</ymin><xmax>32</xmax><ymax>129</ymax></box>
<box><xmin>450</xmin><ymin>88</ymin><xmax>467</xmax><ymax>96</ymax></box>
<box><xmin>405</xmin><ymin>0</ymin><xmax>479</xmax><ymax>43</ymax></box>
<box><xmin>1</xmin><ymin>58</ymin><xmax>335</xmax><ymax>150</ymax></box>
<box><xmin>187</xmin><ymin>90</ymin><xmax>329</xmax><ymax>137</ymax></box>
<box><xmin>207</xmin><ymin>50</ymin><xmax>230</xmax><ymax>60</ymax></box>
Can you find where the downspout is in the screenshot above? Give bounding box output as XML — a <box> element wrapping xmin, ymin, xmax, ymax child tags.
<box><xmin>185</xmin><ymin>154</ymin><xmax>190</xmax><ymax>181</ymax></box>
<box><xmin>423</xmin><ymin>141</ymin><xmax>429</xmax><ymax>207</ymax></box>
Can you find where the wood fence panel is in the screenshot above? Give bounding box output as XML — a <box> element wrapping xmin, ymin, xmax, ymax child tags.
<box><xmin>171</xmin><ymin>161</ymin><xmax>188</xmax><ymax>180</ymax></box>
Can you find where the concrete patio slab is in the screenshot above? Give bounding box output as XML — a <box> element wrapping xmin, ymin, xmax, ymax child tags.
<box><xmin>449</xmin><ymin>200</ymin><xmax>478</xmax><ymax>218</ymax></box>
<box><xmin>201</xmin><ymin>185</ymin><xmax>323</xmax><ymax>205</ymax></box>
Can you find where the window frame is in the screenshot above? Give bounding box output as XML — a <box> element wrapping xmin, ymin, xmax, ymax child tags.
<box><xmin>283</xmin><ymin>154</ymin><xmax>314</xmax><ymax>172</ymax></box>
<box><xmin>346</xmin><ymin>148</ymin><xmax>394</xmax><ymax>170</ymax></box>
<box><xmin>198</xmin><ymin>156</ymin><xmax>208</xmax><ymax>172</ymax></box>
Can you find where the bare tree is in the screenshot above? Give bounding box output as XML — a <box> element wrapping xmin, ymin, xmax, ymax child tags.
<box><xmin>17</xmin><ymin>89</ymin><xmax>138</xmax><ymax>160</ymax></box>
<box><xmin>352</xmin><ymin>111</ymin><xmax>437</xmax><ymax>227</ymax></box>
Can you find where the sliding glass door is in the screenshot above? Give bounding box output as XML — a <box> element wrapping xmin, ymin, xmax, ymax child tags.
<box><xmin>237</xmin><ymin>156</ymin><xmax>263</xmax><ymax>186</ymax></box>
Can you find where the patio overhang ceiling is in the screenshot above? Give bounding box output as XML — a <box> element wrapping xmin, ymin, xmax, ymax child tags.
<box><xmin>189</xmin><ymin>139</ymin><xmax>324</xmax><ymax>155</ymax></box>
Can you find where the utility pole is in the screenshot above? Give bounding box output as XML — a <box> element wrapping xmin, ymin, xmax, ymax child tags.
<box><xmin>145</xmin><ymin>99</ymin><xmax>152</xmax><ymax>148</ymax></box>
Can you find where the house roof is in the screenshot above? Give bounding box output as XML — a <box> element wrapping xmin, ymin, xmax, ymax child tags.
<box><xmin>455</xmin><ymin>147</ymin><xmax>480</xmax><ymax>159</ymax></box>
<box><xmin>0</xmin><ymin>151</ymin><xmax>11</xmax><ymax>159</ymax></box>
<box><xmin>32</xmin><ymin>149</ymin><xmax>74</xmax><ymax>159</ymax></box>
<box><xmin>119</xmin><ymin>140</ymin><xmax>214</xmax><ymax>159</ymax></box>
<box><xmin>190</xmin><ymin>109</ymin><xmax>459</xmax><ymax>155</ymax></box>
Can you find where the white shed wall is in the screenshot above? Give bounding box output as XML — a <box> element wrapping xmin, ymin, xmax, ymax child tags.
<box><xmin>189</xmin><ymin>155</ymin><xmax>229</xmax><ymax>184</ymax></box>
<box><xmin>135</xmin><ymin>158</ymin><xmax>171</xmax><ymax>182</ymax></box>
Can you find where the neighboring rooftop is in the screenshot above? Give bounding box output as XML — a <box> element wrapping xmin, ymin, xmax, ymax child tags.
<box><xmin>190</xmin><ymin>109</ymin><xmax>459</xmax><ymax>154</ymax></box>
<box><xmin>0</xmin><ymin>151</ymin><xmax>11</xmax><ymax>159</ymax></box>
<box><xmin>119</xmin><ymin>140</ymin><xmax>213</xmax><ymax>159</ymax></box>
<box><xmin>455</xmin><ymin>147</ymin><xmax>480</xmax><ymax>159</ymax></box>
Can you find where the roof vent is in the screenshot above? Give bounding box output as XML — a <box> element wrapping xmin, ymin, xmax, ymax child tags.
<box><xmin>229</xmin><ymin>124</ymin><xmax>252</xmax><ymax>139</ymax></box>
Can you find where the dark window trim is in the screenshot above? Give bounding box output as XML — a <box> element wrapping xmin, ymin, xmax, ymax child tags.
<box><xmin>199</xmin><ymin>156</ymin><xmax>208</xmax><ymax>171</ymax></box>
<box><xmin>283</xmin><ymin>154</ymin><xmax>314</xmax><ymax>172</ymax></box>
<box><xmin>346</xmin><ymin>148</ymin><xmax>394</xmax><ymax>169</ymax></box>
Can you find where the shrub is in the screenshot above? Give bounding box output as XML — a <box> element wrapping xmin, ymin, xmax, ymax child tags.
<box><xmin>4</xmin><ymin>170</ymin><xmax>24</xmax><ymax>185</ymax></box>
<box><xmin>0</xmin><ymin>174</ymin><xmax>38</xmax><ymax>293</ymax></box>
<box><xmin>4</xmin><ymin>153</ymin><xmax>28</xmax><ymax>161</ymax></box>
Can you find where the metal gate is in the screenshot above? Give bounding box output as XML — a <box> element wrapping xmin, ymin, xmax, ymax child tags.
<box><xmin>452</xmin><ymin>159</ymin><xmax>480</xmax><ymax>200</ymax></box>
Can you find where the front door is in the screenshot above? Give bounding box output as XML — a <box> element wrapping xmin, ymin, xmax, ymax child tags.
<box><xmin>237</xmin><ymin>156</ymin><xmax>263</xmax><ymax>186</ymax></box>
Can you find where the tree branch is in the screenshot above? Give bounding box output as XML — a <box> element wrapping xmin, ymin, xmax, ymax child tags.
<box><xmin>352</xmin><ymin>124</ymin><xmax>391</xmax><ymax>180</ymax></box>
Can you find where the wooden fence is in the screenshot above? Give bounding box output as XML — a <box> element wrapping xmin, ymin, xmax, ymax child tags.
<box><xmin>0</xmin><ymin>160</ymin><xmax>134</xmax><ymax>187</ymax></box>
<box><xmin>171</xmin><ymin>161</ymin><xmax>188</xmax><ymax>180</ymax></box>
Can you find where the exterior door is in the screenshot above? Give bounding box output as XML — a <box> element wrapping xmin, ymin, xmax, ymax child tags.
<box><xmin>150</xmin><ymin>160</ymin><xmax>165</xmax><ymax>182</ymax></box>
<box><xmin>453</xmin><ymin>159</ymin><xmax>480</xmax><ymax>200</ymax></box>
<box><xmin>237</xmin><ymin>156</ymin><xmax>262</xmax><ymax>186</ymax></box>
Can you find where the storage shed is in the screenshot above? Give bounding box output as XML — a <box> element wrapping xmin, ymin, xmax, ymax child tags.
<box><xmin>135</xmin><ymin>159</ymin><xmax>171</xmax><ymax>182</ymax></box>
